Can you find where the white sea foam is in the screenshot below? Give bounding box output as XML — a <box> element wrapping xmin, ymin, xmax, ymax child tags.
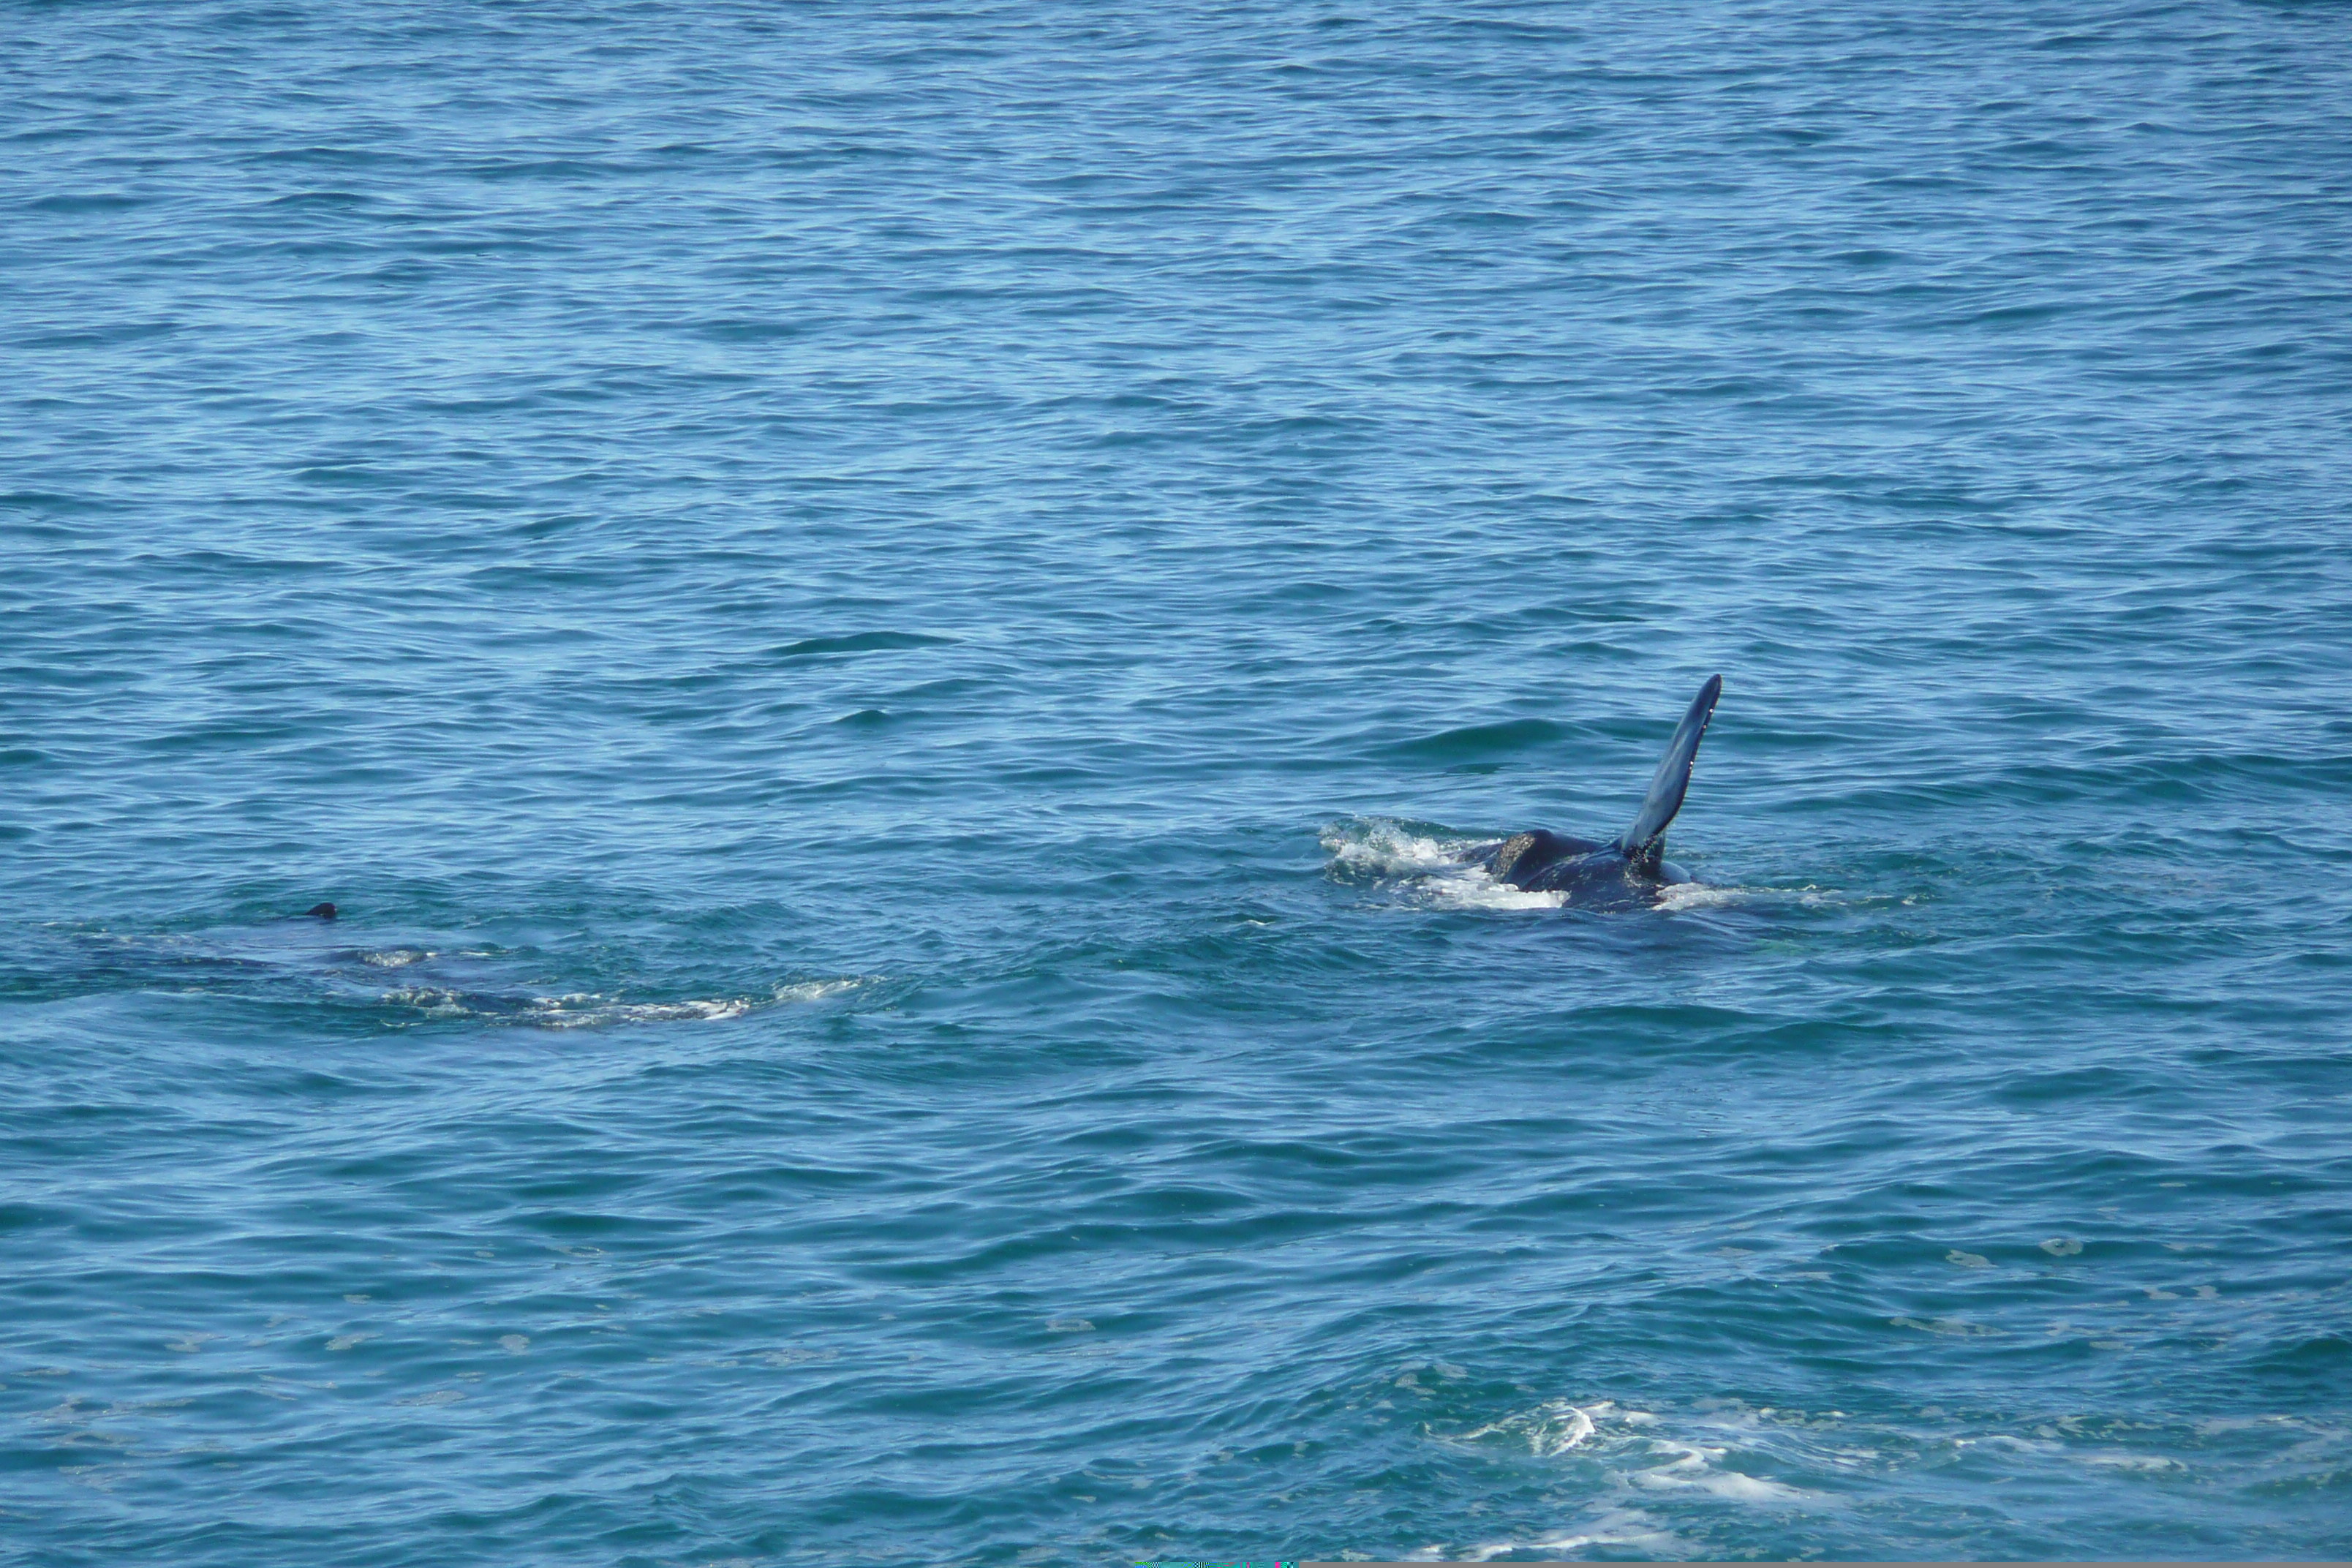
<box><xmin>1454</xmin><ymin>1397</ymin><xmax>1596</xmax><ymax>1455</ymax></box>
<box><xmin>1629</xmin><ymin>1439</ymin><xmax>1815</xmax><ymax>1501</ymax></box>
<box><xmin>1654</xmin><ymin>880</ymin><xmax>1752</xmax><ymax>912</ymax></box>
<box><xmin>2080</xmin><ymin>1451</ymin><xmax>2185</xmax><ymax>1471</ymax></box>
<box><xmin>1441</xmin><ymin>1398</ymin><xmax>1822</xmax><ymax>1512</ymax></box>
<box><xmin>1433</xmin><ymin>1388</ymin><xmax>2277</xmax><ymax>1551</ymax></box>
<box><xmin>1322</xmin><ymin>818</ymin><xmax>1565</xmax><ymax>911</ymax></box>
<box><xmin>1436</xmin><ymin>1510</ymin><xmax>1684</xmax><ymax>1563</ymax></box>
<box><xmin>1321</xmin><ymin>817</ymin><xmax>1479</xmax><ymax>875</ymax></box>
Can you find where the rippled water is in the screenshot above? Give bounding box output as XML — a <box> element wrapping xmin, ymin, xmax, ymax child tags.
<box><xmin>6</xmin><ymin>1</ymin><xmax>2351</xmax><ymax>1561</ymax></box>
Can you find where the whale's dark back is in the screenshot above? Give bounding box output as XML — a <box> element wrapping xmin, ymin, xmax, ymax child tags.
<box><xmin>1466</xmin><ymin>674</ymin><xmax>1723</xmax><ymax>900</ymax></box>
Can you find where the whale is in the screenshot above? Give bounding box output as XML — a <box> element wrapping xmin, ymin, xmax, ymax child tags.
<box><xmin>1458</xmin><ymin>674</ymin><xmax>1722</xmax><ymax>905</ymax></box>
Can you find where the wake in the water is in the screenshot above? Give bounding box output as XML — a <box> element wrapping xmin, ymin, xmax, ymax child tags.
<box><xmin>21</xmin><ymin>921</ymin><xmax>871</xmax><ymax>1029</ymax></box>
<box><xmin>382</xmin><ymin>977</ymin><xmax>867</xmax><ymax>1028</ymax></box>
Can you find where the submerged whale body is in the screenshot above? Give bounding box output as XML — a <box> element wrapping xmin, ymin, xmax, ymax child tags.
<box><xmin>1459</xmin><ymin>674</ymin><xmax>1722</xmax><ymax>905</ymax></box>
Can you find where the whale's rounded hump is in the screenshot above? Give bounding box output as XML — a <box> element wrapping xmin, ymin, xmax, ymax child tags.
<box><xmin>1482</xmin><ymin>829</ymin><xmax>1607</xmax><ymax>890</ymax></box>
<box><xmin>302</xmin><ymin>902</ymin><xmax>338</xmax><ymax>921</ymax></box>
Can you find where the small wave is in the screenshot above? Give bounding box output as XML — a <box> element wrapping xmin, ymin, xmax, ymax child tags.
<box><xmin>771</xmin><ymin>630</ymin><xmax>954</xmax><ymax>659</ymax></box>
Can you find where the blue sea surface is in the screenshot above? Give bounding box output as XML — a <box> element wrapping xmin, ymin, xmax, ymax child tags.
<box><xmin>5</xmin><ymin>1</ymin><xmax>2351</xmax><ymax>1561</ymax></box>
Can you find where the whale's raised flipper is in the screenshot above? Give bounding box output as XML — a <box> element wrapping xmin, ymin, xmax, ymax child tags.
<box><xmin>1614</xmin><ymin>674</ymin><xmax>1722</xmax><ymax>875</ymax></box>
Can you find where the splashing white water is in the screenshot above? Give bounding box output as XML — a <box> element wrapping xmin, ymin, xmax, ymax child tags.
<box><xmin>1321</xmin><ymin>817</ymin><xmax>1567</xmax><ymax>911</ymax></box>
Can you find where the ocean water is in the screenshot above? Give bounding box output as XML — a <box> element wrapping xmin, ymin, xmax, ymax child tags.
<box><xmin>4</xmin><ymin>1</ymin><xmax>2351</xmax><ymax>1561</ymax></box>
